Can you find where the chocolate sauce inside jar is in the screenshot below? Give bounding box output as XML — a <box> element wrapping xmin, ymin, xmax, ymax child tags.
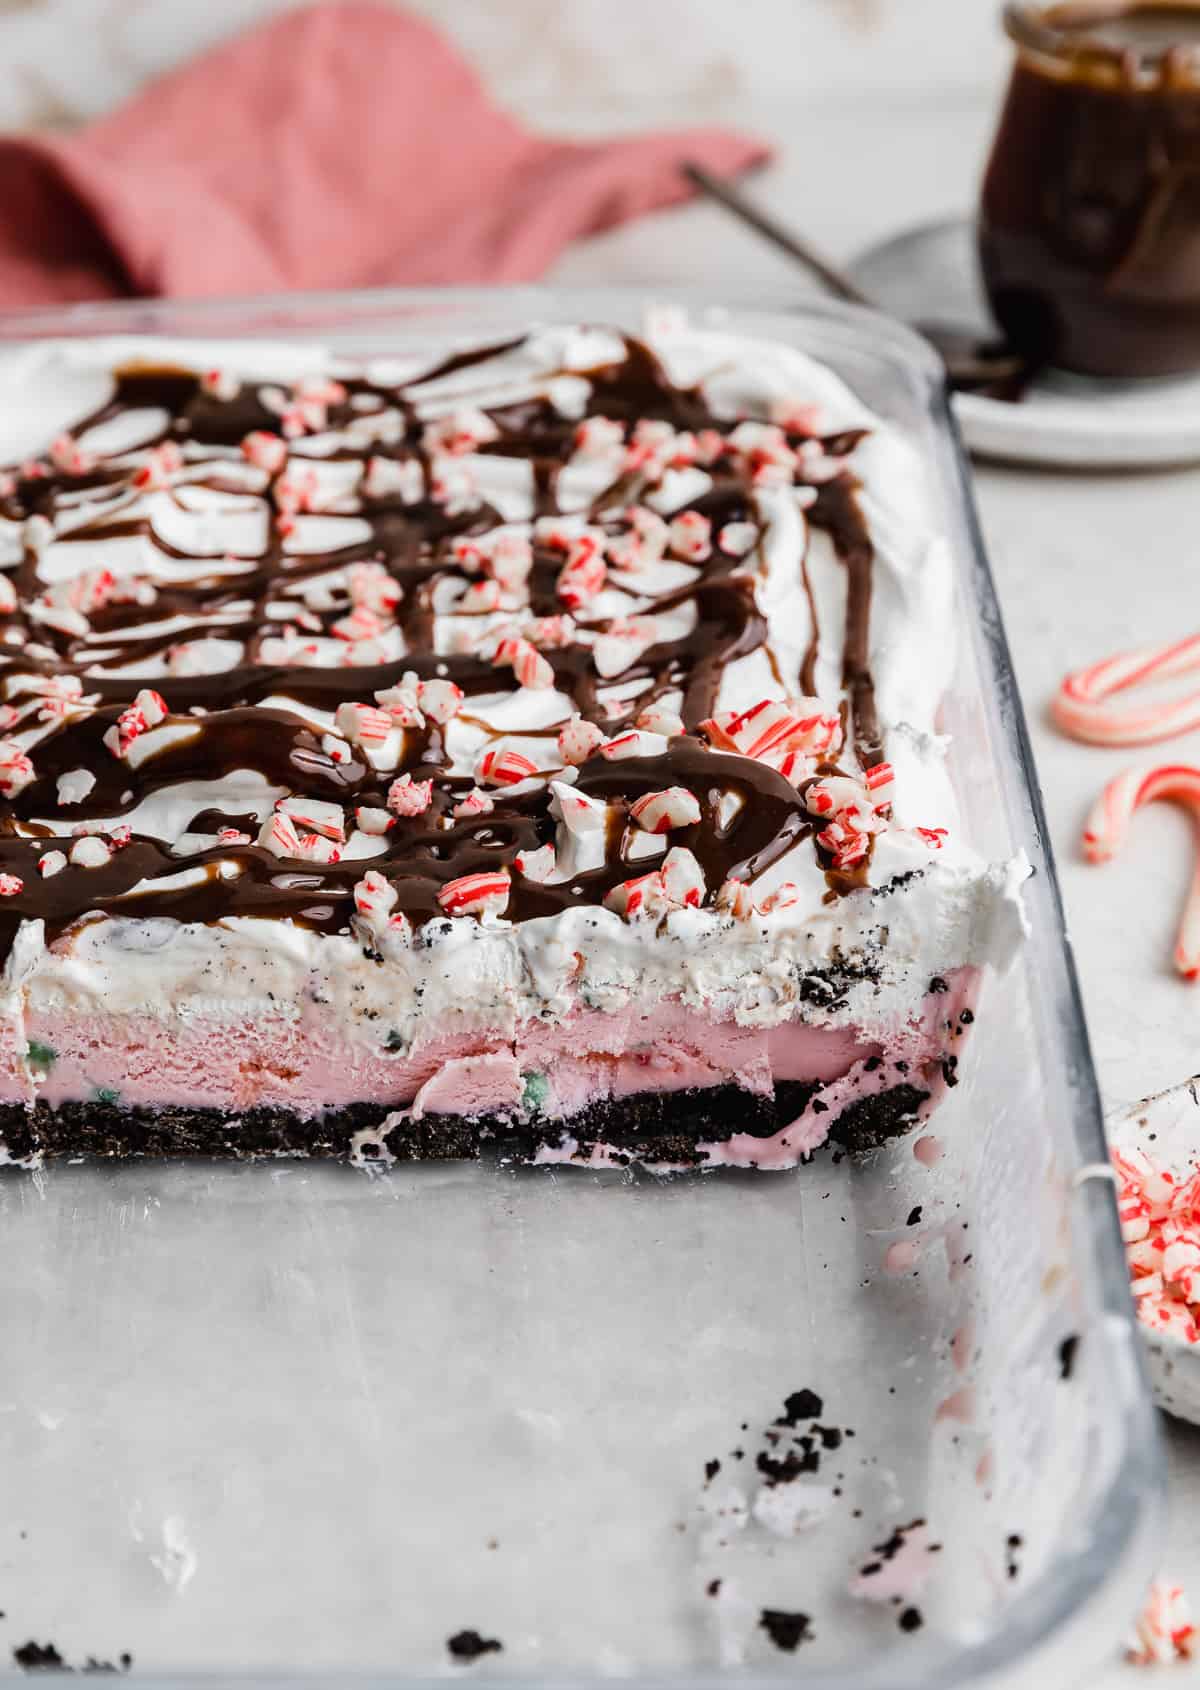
<box><xmin>980</xmin><ymin>2</ymin><xmax>1200</xmax><ymax>377</ymax></box>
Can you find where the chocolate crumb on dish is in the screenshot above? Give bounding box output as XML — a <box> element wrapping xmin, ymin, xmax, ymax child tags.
<box><xmin>12</xmin><ymin>1642</ymin><xmax>132</xmax><ymax>1675</ymax></box>
<box><xmin>12</xmin><ymin>1642</ymin><xmax>66</xmax><ymax>1672</ymax></box>
<box><xmin>759</xmin><ymin>1609</ymin><xmax>814</xmax><ymax>1651</ymax></box>
<box><xmin>446</xmin><ymin>1630</ymin><xmax>503</xmax><ymax>1662</ymax></box>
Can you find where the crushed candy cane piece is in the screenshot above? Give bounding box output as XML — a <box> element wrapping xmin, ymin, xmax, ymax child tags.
<box><xmin>363</xmin><ymin>455</ymin><xmax>421</xmax><ymax>501</ymax></box>
<box><xmin>56</xmin><ymin>769</ymin><xmax>96</xmax><ymax>806</ymax></box>
<box><xmin>702</xmin><ymin>697</ymin><xmax>842</xmax><ymax>762</ymax></box>
<box><xmin>423</xmin><ymin>408</ymin><xmax>499</xmax><ymax>456</ymax></box>
<box><xmin>102</xmin><ymin>687</ymin><xmax>168</xmax><ymax>760</ymax></box>
<box><xmin>242</xmin><ymin>431</ymin><xmax>288</xmax><ymax>474</ymax></box>
<box><xmin>550</xmin><ymin>781</ymin><xmax>607</xmax><ymax>836</ymax></box>
<box><xmin>524</xmin><ymin>614</ymin><xmax>575</xmax><ymax>649</ymax></box>
<box><xmin>257</xmin><ymin>812</ymin><xmax>302</xmax><ymax>858</ymax></box>
<box><xmin>769</xmin><ymin>399</ymin><xmax>824</xmax><ymax>436</ymax></box>
<box><xmin>335</xmin><ymin>702</ymin><xmax>393</xmax><ymax>746</ymax></box>
<box><xmin>375</xmin><ymin>681</ymin><xmax>424</xmax><ymax>728</ymax></box>
<box><xmin>476</xmin><ymin>747</ymin><xmax>538</xmax><ymax>787</ymax></box>
<box><xmin>727</xmin><ymin>421</ymin><xmax>798</xmax><ymax>485</ymax></box>
<box><xmin>668</xmin><ymin>511</ymin><xmax>712</xmax><ymax>562</ymax></box>
<box><xmin>573</xmin><ymin>416</ymin><xmax>625</xmax><ymax>457</ymax></box>
<box><xmin>332</xmin><ymin>605</ymin><xmax>386</xmax><ymax>644</ymax></box>
<box><xmin>760</xmin><ymin>883</ymin><xmax>804</xmax><ymax>914</ymax></box>
<box><xmin>275</xmin><ymin>467</ymin><xmax>320</xmax><ymax>515</ymax></box>
<box><xmin>492</xmin><ymin>636</ymin><xmax>554</xmax><ymax>690</ymax></box>
<box><xmin>817</xmin><ymin>820</ymin><xmax>872</xmax><ymax>869</ymax></box>
<box><xmin>346</xmin><ymin>561</ymin><xmax>402</xmax><ymax>615</ymax></box>
<box><xmin>515</xmin><ymin>843</ymin><xmax>557</xmax><ymax>882</ymax></box>
<box><xmin>459</xmin><ymin>578</ymin><xmax>502</xmax><ymax>613</ymax></box>
<box><xmin>718</xmin><ymin>521</ymin><xmax>759</xmax><ymax>558</ymax></box>
<box><xmin>599</xmin><ymin>729</ymin><xmax>669</xmax><ymax>761</ymax></box>
<box><xmin>629</xmin><ymin>786</ymin><xmax>702</xmax><ymax>834</ymax></box>
<box><xmin>716</xmin><ymin>878</ymin><xmax>756</xmax><ymax>920</ymax></box>
<box><xmin>354</xmin><ymin>869</ymin><xmax>397</xmax><ymax>916</ymax></box>
<box><xmin>452</xmin><ymin>788</ymin><xmax>494</xmax><ymax>819</ymax></box>
<box><xmin>0</xmin><ymin>740</ymin><xmax>35</xmax><ymax>798</ymax></box>
<box><xmin>49</xmin><ymin>433</ymin><xmax>96</xmax><ymax>476</ymax></box>
<box><xmin>132</xmin><ymin>441</ymin><xmax>183</xmax><ymax>490</ymax></box>
<box><xmin>276</xmin><ymin>796</ymin><xmax>346</xmax><ymax>842</ymax></box>
<box><xmin>23</xmin><ymin>514</ymin><xmax>53</xmax><ymax>556</ymax></box>
<box><xmin>294</xmin><ymin>832</ymin><xmax>341</xmax><ymax>864</ymax></box>
<box><xmin>1114</xmin><ymin>1134</ymin><xmax>1200</xmax><ymax>1347</ymax></box>
<box><xmin>321</xmin><ymin>733</ymin><xmax>354</xmax><ymax>765</ymax></box>
<box><xmin>38</xmin><ymin>851</ymin><xmax>67</xmax><ymax>878</ymax></box>
<box><xmin>438</xmin><ymin>869</ymin><xmax>511</xmax><ymax>917</ymax></box>
<box><xmin>661</xmin><ymin>846</ymin><xmax>705</xmax><ymax>908</ymax></box>
<box><xmin>603</xmin><ymin>870</ymin><xmax>671</xmax><ymax>920</ymax></box>
<box><xmin>355</xmin><ymin>806</ymin><xmax>393</xmax><ymax>836</ymax></box>
<box><xmin>387</xmin><ymin>775</ymin><xmax>434</xmax><ymax>817</ymax></box>
<box><xmin>1126</xmin><ymin>1580</ymin><xmax>1196</xmax><ymax>1666</ymax></box>
<box><xmin>416</xmin><ymin>678</ymin><xmax>463</xmax><ymax>724</ymax></box>
<box><xmin>0</xmin><ymin>872</ymin><xmax>22</xmax><ymax>895</ymax></box>
<box><xmin>558</xmin><ymin>715</ymin><xmax>605</xmax><ymax>765</ymax></box>
<box><xmin>278</xmin><ymin>380</ymin><xmax>345</xmax><ymax>438</ymax></box>
<box><xmin>386</xmin><ymin>910</ymin><xmax>414</xmax><ymax>945</ymax></box>
<box><xmin>591</xmin><ymin>615</ymin><xmax>659</xmax><ymax>679</ymax></box>
<box><xmin>806</xmin><ymin>776</ymin><xmax>885</xmax><ymax>835</ymax></box>
<box><xmin>627</xmin><ymin>505</ymin><xmax>670</xmax><ymax>552</ymax></box>
<box><xmin>556</xmin><ymin>534</ymin><xmax>606</xmax><ymax>609</ymax></box>
<box><xmin>635</xmin><ymin>704</ymin><xmax>684</xmax><ymax>738</ymax></box>
<box><xmin>200</xmin><ymin>368</ymin><xmax>239</xmax><ymax>401</ymax></box>
<box><xmin>485</xmin><ymin>533</ymin><xmax>534</xmax><ymax>594</ymax></box>
<box><xmin>69</xmin><ymin>836</ymin><xmax>111</xmax><ymax>869</ymax></box>
<box><xmin>136</xmin><ymin>687</ymin><xmax>168</xmax><ymax>725</ymax></box>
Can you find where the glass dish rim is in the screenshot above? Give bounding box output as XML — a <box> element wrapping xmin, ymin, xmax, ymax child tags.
<box><xmin>0</xmin><ymin>283</ymin><xmax>1164</xmax><ymax>1690</ymax></box>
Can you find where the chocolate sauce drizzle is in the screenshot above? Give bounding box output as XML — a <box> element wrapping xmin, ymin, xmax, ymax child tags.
<box><xmin>0</xmin><ymin>332</ymin><xmax>879</xmax><ymax>961</ymax></box>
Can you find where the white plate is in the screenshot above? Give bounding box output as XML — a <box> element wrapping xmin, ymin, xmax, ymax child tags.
<box><xmin>1109</xmin><ymin>1080</ymin><xmax>1200</xmax><ymax>1423</ymax></box>
<box><xmin>849</xmin><ymin>219</ymin><xmax>1200</xmax><ymax>470</ymax></box>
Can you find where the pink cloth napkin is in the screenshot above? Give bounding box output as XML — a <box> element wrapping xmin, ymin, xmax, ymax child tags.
<box><xmin>0</xmin><ymin>1</ymin><xmax>769</xmax><ymax>307</ymax></box>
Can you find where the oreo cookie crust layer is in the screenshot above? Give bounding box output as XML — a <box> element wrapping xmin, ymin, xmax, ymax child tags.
<box><xmin>0</xmin><ymin>316</ymin><xmax>1025</xmax><ymax>1167</ymax></box>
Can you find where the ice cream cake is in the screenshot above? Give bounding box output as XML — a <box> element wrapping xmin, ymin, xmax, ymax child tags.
<box><xmin>0</xmin><ymin>314</ymin><xmax>1025</xmax><ymax>1166</ymax></box>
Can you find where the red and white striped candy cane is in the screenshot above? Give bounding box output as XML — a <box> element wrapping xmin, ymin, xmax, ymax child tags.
<box><xmin>1054</xmin><ymin>633</ymin><xmax>1200</xmax><ymax>747</ymax></box>
<box><xmin>1083</xmin><ymin>763</ymin><xmax>1200</xmax><ymax>977</ymax></box>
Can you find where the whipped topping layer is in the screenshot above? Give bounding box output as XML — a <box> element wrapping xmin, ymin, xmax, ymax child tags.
<box><xmin>0</xmin><ymin>317</ymin><xmax>1025</xmax><ymax>1055</ymax></box>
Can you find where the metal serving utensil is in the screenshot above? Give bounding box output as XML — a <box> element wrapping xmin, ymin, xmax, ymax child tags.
<box><xmin>682</xmin><ymin>161</ymin><xmax>1030</xmax><ymax>395</ymax></box>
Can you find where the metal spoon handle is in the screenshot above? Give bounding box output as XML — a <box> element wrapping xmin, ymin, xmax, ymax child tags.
<box><xmin>682</xmin><ymin>161</ymin><xmax>874</xmax><ymax>309</ymax></box>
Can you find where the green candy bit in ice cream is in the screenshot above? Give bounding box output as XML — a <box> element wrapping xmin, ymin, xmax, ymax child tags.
<box><xmin>522</xmin><ymin>1072</ymin><xmax>549</xmax><ymax>1115</ymax></box>
<box><xmin>26</xmin><ymin>1040</ymin><xmax>57</xmax><ymax>1071</ymax></box>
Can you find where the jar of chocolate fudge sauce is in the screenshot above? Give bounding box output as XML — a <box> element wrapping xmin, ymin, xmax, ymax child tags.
<box><xmin>980</xmin><ymin>2</ymin><xmax>1200</xmax><ymax>377</ymax></box>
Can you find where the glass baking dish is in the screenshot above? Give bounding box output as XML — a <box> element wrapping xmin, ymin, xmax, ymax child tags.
<box><xmin>0</xmin><ymin>288</ymin><xmax>1161</xmax><ymax>1688</ymax></box>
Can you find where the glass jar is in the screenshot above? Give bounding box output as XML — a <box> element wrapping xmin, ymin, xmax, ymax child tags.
<box><xmin>980</xmin><ymin>3</ymin><xmax>1200</xmax><ymax>377</ymax></box>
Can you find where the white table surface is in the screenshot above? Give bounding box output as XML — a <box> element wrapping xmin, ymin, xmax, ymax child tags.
<box><xmin>541</xmin><ymin>88</ymin><xmax>1200</xmax><ymax>1683</ymax></box>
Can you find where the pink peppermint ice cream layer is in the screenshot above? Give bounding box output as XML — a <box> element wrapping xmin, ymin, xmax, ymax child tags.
<box><xmin>9</xmin><ymin>970</ymin><xmax>974</xmax><ymax>1164</ymax></box>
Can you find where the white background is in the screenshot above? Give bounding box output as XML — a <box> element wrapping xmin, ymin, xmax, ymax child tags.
<box><xmin>1</xmin><ymin>0</ymin><xmax>1197</xmax><ymax>1678</ymax></box>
